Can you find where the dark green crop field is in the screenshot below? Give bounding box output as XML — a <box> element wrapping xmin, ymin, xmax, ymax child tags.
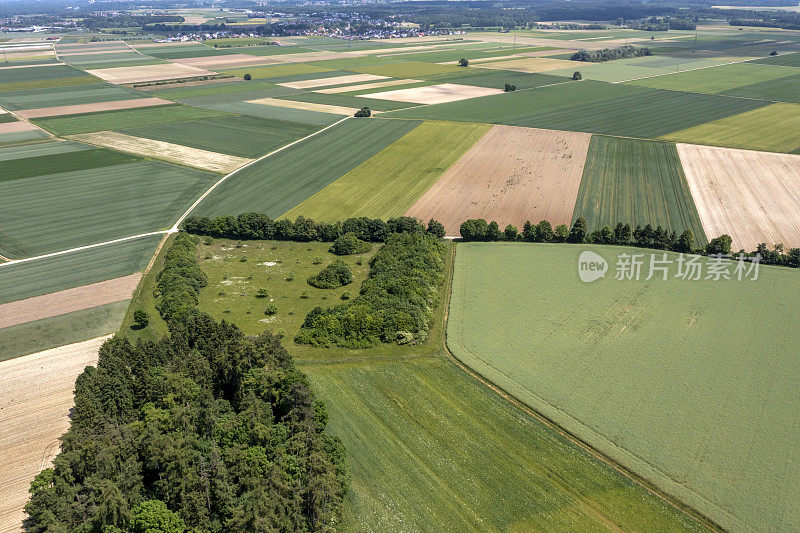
<box><xmin>120</xmin><ymin>115</ymin><xmax>320</xmax><ymax>158</ymax></box>
<box><xmin>192</xmin><ymin>118</ymin><xmax>420</xmax><ymax>218</ymax></box>
<box><xmin>722</xmin><ymin>73</ymin><xmax>800</xmax><ymax>103</ymax></box>
<box><xmin>0</xmin><ymin>148</ymin><xmax>139</xmax><ymax>184</ymax></box>
<box><xmin>752</xmin><ymin>52</ymin><xmax>800</xmax><ymax>67</ymax></box>
<box><xmin>0</xmin><ymin>83</ymin><xmax>143</xmax><ymax>111</ymax></box>
<box><xmin>574</xmin><ymin>136</ymin><xmax>707</xmax><ymax>245</ymax></box>
<box><xmin>33</xmin><ymin>105</ymin><xmax>229</xmax><ymax>135</ymax></box>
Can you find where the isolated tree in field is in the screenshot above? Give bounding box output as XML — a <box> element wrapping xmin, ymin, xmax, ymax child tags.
<box><xmin>537</xmin><ymin>220</ymin><xmax>554</xmax><ymax>242</ymax></box>
<box><xmin>572</xmin><ymin>71</ymin><xmax>582</xmax><ymax>80</ymax></box>
<box><xmin>554</xmin><ymin>224</ymin><xmax>569</xmax><ymax>242</ymax></box>
<box><xmin>459</xmin><ymin>58</ymin><xmax>469</xmax><ymax>67</ymax></box>
<box><xmin>426</xmin><ymin>219</ymin><xmax>445</xmax><ymax>238</ymax></box>
<box><xmin>504</xmin><ymin>224</ymin><xmax>518</xmax><ymax>241</ymax></box>
<box><xmin>354</xmin><ymin>106</ymin><xmax>371</xmax><ymax>117</ymax></box>
<box><xmin>706</xmin><ymin>234</ymin><xmax>732</xmax><ymax>255</ymax></box>
<box><xmin>243</xmin><ymin>73</ymin><xmax>251</xmax><ymax>80</ymax></box>
<box><xmin>568</xmin><ymin>217</ymin><xmax>588</xmax><ymax>243</ymax></box>
<box><xmin>770</xmin><ymin>50</ymin><xmax>778</xmax><ymax>55</ymax></box>
<box><xmin>132</xmin><ymin>309</ymin><xmax>149</xmax><ymax>329</ymax></box>
<box><xmin>504</xmin><ymin>83</ymin><xmax>516</xmax><ymax>92</ymax></box>
<box><xmin>675</xmin><ymin>229</ymin><xmax>695</xmax><ymax>253</ymax></box>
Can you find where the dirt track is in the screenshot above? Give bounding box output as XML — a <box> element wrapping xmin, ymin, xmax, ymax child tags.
<box><xmin>0</xmin><ymin>337</ymin><xmax>107</xmax><ymax>533</ymax></box>
<box><xmin>406</xmin><ymin>125</ymin><xmax>591</xmax><ymax>235</ymax></box>
<box><xmin>677</xmin><ymin>143</ymin><xmax>800</xmax><ymax>251</ymax></box>
<box><xmin>0</xmin><ymin>273</ymin><xmax>141</xmax><ymax>329</ymax></box>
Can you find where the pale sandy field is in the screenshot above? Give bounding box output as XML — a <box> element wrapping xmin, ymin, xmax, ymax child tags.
<box><xmin>15</xmin><ymin>97</ymin><xmax>171</xmax><ymax>119</ymax></box>
<box><xmin>0</xmin><ymin>274</ymin><xmax>141</xmax><ymax>329</ymax></box>
<box><xmin>477</xmin><ymin>57</ymin><xmax>578</xmax><ymax>73</ymax></box>
<box><xmin>68</xmin><ymin>131</ymin><xmax>252</xmax><ymax>172</ymax></box>
<box><xmin>677</xmin><ymin>143</ymin><xmax>800</xmax><ymax>252</ymax></box>
<box><xmin>406</xmin><ymin>125</ymin><xmax>591</xmax><ymax>236</ymax></box>
<box><xmin>278</xmin><ymin>73</ymin><xmax>388</xmax><ymax>89</ymax></box>
<box><xmin>0</xmin><ymin>337</ymin><xmax>107</xmax><ymax>533</ymax></box>
<box><xmin>361</xmin><ymin>83</ymin><xmax>503</xmax><ymax>104</ymax></box>
<box><xmin>0</xmin><ymin>122</ymin><xmax>38</xmax><ymax>134</ymax></box>
<box><xmin>316</xmin><ymin>78</ymin><xmax>423</xmax><ymax>94</ymax></box>
<box><xmin>246</xmin><ymin>97</ymin><xmax>359</xmax><ymax>115</ymax></box>
<box><xmin>85</xmin><ymin>63</ymin><xmax>216</xmax><ymax>84</ymax></box>
<box><xmin>172</xmin><ymin>54</ymin><xmax>281</xmax><ymax>69</ymax></box>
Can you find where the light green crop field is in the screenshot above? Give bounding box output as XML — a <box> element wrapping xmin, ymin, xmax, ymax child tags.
<box><xmin>661</xmin><ymin>102</ymin><xmax>800</xmax><ymax>153</ymax></box>
<box><xmin>626</xmin><ymin>62</ymin><xmax>800</xmax><ymax>93</ymax></box>
<box><xmin>752</xmin><ymin>51</ymin><xmax>800</xmax><ymax>67</ymax></box>
<box><xmin>448</xmin><ymin>242</ymin><xmax>800</xmax><ymax>532</ymax></box>
<box><xmin>0</xmin><ymin>161</ymin><xmax>216</xmax><ymax>258</ymax></box>
<box><xmin>200</xmin><ymin>101</ymin><xmax>344</xmax><ymax>125</ymax></box>
<box><xmin>0</xmin><ymin>76</ymin><xmax>101</xmax><ymax>92</ymax></box>
<box><xmin>0</xmin><ymin>300</ymin><xmax>129</xmax><ymax>361</ymax></box>
<box><xmin>0</xmin><ymin>84</ymin><xmax>144</xmax><ymax>111</ymax></box>
<box><xmin>283</xmin><ymin>121</ymin><xmax>490</xmax><ymax>221</ymax></box>
<box><xmin>722</xmin><ymin>72</ymin><xmax>800</xmax><ymax>103</ymax></box>
<box><xmin>191</xmin><ymin>118</ymin><xmax>420</xmax><ymax>218</ymax></box>
<box><xmin>120</xmin><ymin>115</ymin><xmax>319</xmax><ymax>159</ymax></box>
<box><xmin>574</xmin><ymin>136</ymin><xmax>707</xmax><ymax>246</ymax></box>
<box><xmin>0</xmin><ymin>235</ymin><xmax>159</xmax><ymax>304</ymax></box>
<box><xmin>350</xmin><ymin>60</ymin><xmax>466</xmax><ymax>78</ymax></box>
<box><xmin>222</xmin><ymin>63</ymin><xmax>334</xmax><ymax>80</ymax></box>
<box><xmin>32</xmin><ymin>105</ymin><xmax>229</xmax><ymax>136</ymax></box>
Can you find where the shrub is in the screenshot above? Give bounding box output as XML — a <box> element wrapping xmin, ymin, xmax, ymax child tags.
<box><xmin>243</xmin><ymin>73</ymin><xmax>252</xmax><ymax>80</ymax></box>
<box><xmin>572</xmin><ymin>71</ymin><xmax>582</xmax><ymax>80</ymax></box>
<box><xmin>330</xmin><ymin>232</ymin><xmax>372</xmax><ymax>255</ymax></box>
<box><xmin>770</xmin><ymin>50</ymin><xmax>778</xmax><ymax>55</ymax></box>
<box><xmin>265</xmin><ymin>305</ymin><xmax>278</xmax><ymax>315</ymax></box>
<box><xmin>255</xmin><ymin>288</ymin><xmax>269</xmax><ymax>299</ymax></box>
<box><xmin>459</xmin><ymin>58</ymin><xmax>469</xmax><ymax>67</ymax></box>
<box><xmin>307</xmin><ymin>260</ymin><xmax>353</xmax><ymax>289</ymax></box>
<box><xmin>354</xmin><ymin>106</ymin><xmax>371</xmax><ymax>117</ymax></box>
<box><xmin>504</xmin><ymin>83</ymin><xmax>517</xmax><ymax>92</ymax></box>
<box><xmin>132</xmin><ymin>309</ymin><xmax>149</xmax><ymax>329</ymax></box>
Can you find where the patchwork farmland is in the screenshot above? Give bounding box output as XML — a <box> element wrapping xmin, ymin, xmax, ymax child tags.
<box><xmin>2</xmin><ymin>22</ymin><xmax>800</xmax><ymax>533</ymax></box>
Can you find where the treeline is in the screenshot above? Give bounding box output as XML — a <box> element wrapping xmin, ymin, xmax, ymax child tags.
<box><xmin>82</xmin><ymin>14</ymin><xmax>183</xmax><ymax>28</ymax></box>
<box><xmin>25</xmin><ymin>234</ymin><xmax>348</xmax><ymax>531</ymax></box>
<box><xmin>571</xmin><ymin>45</ymin><xmax>652</xmax><ymax>62</ymax></box>
<box><xmin>729</xmin><ymin>17</ymin><xmax>800</xmax><ymax>30</ymax></box>
<box><xmin>295</xmin><ymin>232</ymin><xmax>447</xmax><ymax>348</ymax></box>
<box><xmin>182</xmin><ymin>213</ymin><xmax>445</xmax><ymax>243</ymax></box>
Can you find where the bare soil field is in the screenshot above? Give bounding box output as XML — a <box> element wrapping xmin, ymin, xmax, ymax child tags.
<box><xmin>246</xmin><ymin>97</ymin><xmax>359</xmax><ymax>115</ymax></box>
<box><xmin>278</xmin><ymin>73</ymin><xmax>388</xmax><ymax>89</ymax></box>
<box><xmin>68</xmin><ymin>131</ymin><xmax>252</xmax><ymax>173</ymax></box>
<box><xmin>406</xmin><ymin>125</ymin><xmax>591</xmax><ymax>235</ymax></box>
<box><xmin>0</xmin><ymin>336</ymin><xmax>107</xmax><ymax>533</ymax></box>
<box><xmin>85</xmin><ymin>63</ymin><xmax>216</xmax><ymax>84</ymax></box>
<box><xmin>0</xmin><ymin>273</ymin><xmax>141</xmax><ymax>329</ymax></box>
<box><xmin>0</xmin><ymin>122</ymin><xmax>38</xmax><ymax>134</ymax></box>
<box><xmin>362</xmin><ymin>83</ymin><xmax>503</xmax><ymax>104</ymax></box>
<box><xmin>677</xmin><ymin>143</ymin><xmax>800</xmax><ymax>252</ymax></box>
<box><xmin>15</xmin><ymin>97</ymin><xmax>171</xmax><ymax>119</ymax></box>
<box><xmin>478</xmin><ymin>57</ymin><xmax>578</xmax><ymax>73</ymax></box>
<box><xmin>171</xmin><ymin>54</ymin><xmax>281</xmax><ymax>69</ymax></box>
<box><xmin>316</xmin><ymin>78</ymin><xmax>423</xmax><ymax>94</ymax></box>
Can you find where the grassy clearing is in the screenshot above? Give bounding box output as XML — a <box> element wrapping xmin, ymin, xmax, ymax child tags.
<box><xmin>120</xmin><ymin>114</ymin><xmax>319</xmax><ymax>158</ymax></box>
<box><xmin>0</xmin><ymin>161</ymin><xmax>216</xmax><ymax>258</ymax></box>
<box><xmin>0</xmin><ymin>300</ymin><xmax>128</xmax><ymax>361</ymax></box>
<box><xmin>574</xmin><ymin>136</ymin><xmax>707</xmax><ymax>245</ymax></box>
<box><xmin>0</xmin><ymin>235</ymin><xmax>159</xmax><ymax>304</ymax></box>
<box><xmin>661</xmin><ymin>102</ymin><xmax>800</xmax><ymax>153</ymax></box>
<box><xmin>0</xmin><ymin>147</ymin><xmax>138</xmax><ymax>183</ymax></box>
<box><xmin>386</xmin><ymin>82</ymin><xmax>769</xmax><ymax>139</ymax></box>
<box><xmin>448</xmin><ymin>242</ymin><xmax>800</xmax><ymax>532</ymax></box>
<box><xmin>32</xmin><ymin>105</ymin><xmax>228</xmax><ymax>135</ymax></box>
<box><xmin>722</xmin><ymin>72</ymin><xmax>800</xmax><ymax>103</ymax></box>
<box><xmin>626</xmin><ymin>62</ymin><xmax>800</xmax><ymax>93</ymax></box>
<box><xmin>191</xmin><ymin>118</ymin><xmax>420</xmax><ymax>218</ymax></box>
<box><xmin>117</xmin><ymin>235</ymin><xmax>708</xmax><ymax>531</ymax></box>
<box><xmin>283</xmin><ymin>121</ymin><xmax>489</xmax><ymax>221</ymax></box>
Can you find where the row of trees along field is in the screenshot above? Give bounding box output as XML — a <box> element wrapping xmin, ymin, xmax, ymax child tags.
<box><xmin>25</xmin><ymin>233</ymin><xmax>348</xmax><ymax>532</ymax></box>
<box><xmin>571</xmin><ymin>45</ymin><xmax>652</xmax><ymax>62</ymax></box>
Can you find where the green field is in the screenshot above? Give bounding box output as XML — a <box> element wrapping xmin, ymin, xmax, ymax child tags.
<box><xmin>274</xmin><ymin>91</ymin><xmax>418</xmax><ymax>112</ymax></box>
<box><xmin>0</xmin><ymin>147</ymin><xmax>138</xmax><ymax>183</ymax></box>
<box><xmin>661</xmin><ymin>102</ymin><xmax>800</xmax><ymax>153</ymax></box>
<box><xmin>383</xmin><ymin>81</ymin><xmax>769</xmax><ymax>138</ymax></box>
<box><xmin>200</xmin><ymin>101</ymin><xmax>344</xmax><ymax>125</ymax></box>
<box><xmin>0</xmin><ymin>140</ymin><xmax>88</xmax><ymax>161</ymax></box>
<box><xmin>120</xmin><ymin>115</ymin><xmax>319</xmax><ymax>158</ymax></box>
<box><xmin>439</xmin><ymin>69</ymin><xmax>567</xmax><ymax>90</ymax></box>
<box><xmin>0</xmin><ymin>300</ymin><xmax>129</xmax><ymax>361</ymax></box>
<box><xmin>350</xmin><ymin>61</ymin><xmax>465</xmax><ymax>78</ymax></box>
<box><xmin>574</xmin><ymin>136</ymin><xmax>707</xmax><ymax>245</ymax></box>
<box><xmin>0</xmin><ymin>83</ymin><xmax>144</xmax><ymax>111</ymax></box>
<box><xmin>0</xmin><ymin>64</ymin><xmax>90</xmax><ymax>82</ymax></box>
<box><xmin>222</xmin><ymin>63</ymin><xmax>333</xmax><ymax>80</ymax></box>
<box><xmin>722</xmin><ymin>72</ymin><xmax>800</xmax><ymax>103</ymax></box>
<box><xmin>283</xmin><ymin>121</ymin><xmax>489</xmax><ymax>221</ymax></box>
<box><xmin>448</xmin><ymin>242</ymin><xmax>800</xmax><ymax>532</ymax></box>
<box><xmin>751</xmin><ymin>51</ymin><xmax>800</xmax><ymax>67</ymax></box>
<box><xmin>32</xmin><ymin>105</ymin><xmax>228</xmax><ymax>136</ymax></box>
<box><xmin>0</xmin><ymin>235</ymin><xmax>159</xmax><ymax>303</ymax></box>
<box><xmin>0</xmin><ymin>161</ymin><xmax>215</xmax><ymax>258</ymax></box>
<box><xmin>0</xmin><ymin>76</ymin><xmax>101</xmax><ymax>92</ymax></box>
<box><xmin>626</xmin><ymin>62</ymin><xmax>800</xmax><ymax>93</ymax></box>
<box><xmin>191</xmin><ymin>118</ymin><xmax>420</xmax><ymax>218</ymax></box>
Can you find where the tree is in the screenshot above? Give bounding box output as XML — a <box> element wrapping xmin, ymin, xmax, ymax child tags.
<box><xmin>487</xmin><ymin>221</ymin><xmax>502</xmax><ymax>241</ymax></box>
<box><xmin>522</xmin><ymin>220</ymin><xmax>536</xmax><ymax>242</ymax></box>
<box><xmin>706</xmin><ymin>234</ymin><xmax>732</xmax><ymax>255</ymax></box>
<box><xmin>460</xmin><ymin>219</ymin><xmax>488</xmax><ymax>241</ymax></box>
<box><xmin>130</xmin><ymin>500</ymin><xmax>185</xmax><ymax>533</ymax></box>
<box><xmin>599</xmin><ymin>225</ymin><xmax>615</xmax><ymax>244</ymax></box>
<box><xmin>504</xmin><ymin>224</ymin><xmax>518</xmax><ymax>241</ymax></box>
<box><xmin>132</xmin><ymin>310</ymin><xmax>149</xmax><ymax>329</ymax></box>
<box><xmin>568</xmin><ymin>217</ymin><xmax>587</xmax><ymax>243</ymax></box>
<box><xmin>536</xmin><ymin>220</ymin><xmax>554</xmax><ymax>242</ymax></box>
<box><xmin>572</xmin><ymin>71</ymin><xmax>582</xmax><ymax>80</ymax></box>
<box><xmin>614</xmin><ymin>222</ymin><xmax>632</xmax><ymax>244</ymax></box>
<box><xmin>426</xmin><ymin>219</ymin><xmax>445</xmax><ymax>238</ymax></box>
<box><xmin>770</xmin><ymin>50</ymin><xmax>778</xmax><ymax>55</ymax></box>
<box><xmin>330</xmin><ymin>233</ymin><xmax>371</xmax><ymax>255</ymax></box>
<box><xmin>504</xmin><ymin>83</ymin><xmax>516</xmax><ymax>92</ymax></box>
<box><xmin>243</xmin><ymin>73</ymin><xmax>252</xmax><ymax>80</ymax></box>
<box><xmin>554</xmin><ymin>224</ymin><xmax>569</xmax><ymax>242</ymax></box>
<box><xmin>458</xmin><ymin>58</ymin><xmax>469</xmax><ymax>67</ymax></box>
<box><xmin>675</xmin><ymin>229</ymin><xmax>694</xmax><ymax>253</ymax></box>
<box><xmin>354</xmin><ymin>106</ymin><xmax>371</xmax><ymax>117</ymax></box>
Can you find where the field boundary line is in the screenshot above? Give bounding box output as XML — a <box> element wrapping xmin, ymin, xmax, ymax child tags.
<box><xmin>169</xmin><ymin>115</ymin><xmax>351</xmax><ymax>231</ymax></box>
<box><xmin>437</xmin><ymin>243</ymin><xmax>721</xmax><ymax>532</ymax></box>
<box><xmin>0</xmin><ymin>231</ymin><xmax>168</xmax><ymax>268</ymax></box>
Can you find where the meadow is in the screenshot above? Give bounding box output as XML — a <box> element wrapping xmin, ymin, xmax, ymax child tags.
<box><xmin>191</xmin><ymin>118</ymin><xmax>420</xmax><ymax>218</ymax></box>
<box><xmin>573</xmin><ymin>136</ymin><xmax>707</xmax><ymax>245</ymax></box>
<box><xmin>283</xmin><ymin>121</ymin><xmax>489</xmax><ymax>221</ymax></box>
<box><xmin>448</xmin><ymin>242</ymin><xmax>800</xmax><ymax>532</ymax></box>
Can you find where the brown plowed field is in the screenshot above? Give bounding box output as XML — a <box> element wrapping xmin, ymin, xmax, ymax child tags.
<box><xmin>0</xmin><ymin>273</ymin><xmax>141</xmax><ymax>329</ymax></box>
<box><xmin>85</xmin><ymin>63</ymin><xmax>215</xmax><ymax>84</ymax></box>
<box><xmin>677</xmin><ymin>143</ymin><xmax>800</xmax><ymax>252</ymax></box>
<box><xmin>406</xmin><ymin>125</ymin><xmax>591</xmax><ymax>236</ymax></box>
<box><xmin>0</xmin><ymin>337</ymin><xmax>107</xmax><ymax>533</ymax></box>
